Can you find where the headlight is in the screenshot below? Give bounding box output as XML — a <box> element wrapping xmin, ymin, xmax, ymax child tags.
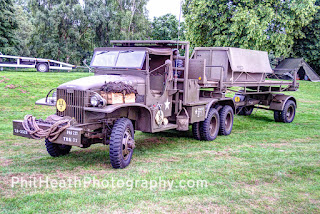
<box><xmin>90</xmin><ymin>95</ymin><xmax>99</xmax><ymax>106</ymax></box>
<box><xmin>90</xmin><ymin>93</ymin><xmax>106</xmax><ymax>107</ymax></box>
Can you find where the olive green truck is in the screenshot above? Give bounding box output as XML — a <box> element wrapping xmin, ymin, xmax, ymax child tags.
<box><xmin>13</xmin><ymin>41</ymin><xmax>298</xmax><ymax>169</ymax></box>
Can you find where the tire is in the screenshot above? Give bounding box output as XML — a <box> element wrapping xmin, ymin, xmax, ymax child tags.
<box><xmin>238</xmin><ymin>106</ymin><xmax>254</xmax><ymax>116</ymax></box>
<box><xmin>192</xmin><ymin>122</ymin><xmax>201</xmax><ymax>140</ymax></box>
<box><xmin>243</xmin><ymin>106</ymin><xmax>254</xmax><ymax>116</ymax></box>
<box><xmin>274</xmin><ymin>110</ymin><xmax>282</xmax><ymax>122</ymax></box>
<box><xmin>219</xmin><ymin>105</ymin><xmax>234</xmax><ymax>136</ymax></box>
<box><xmin>45</xmin><ymin>139</ymin><xmax>72</xmax><ymax>157</ymax></box>
<box><xmin>36</xmin><ymin>63</ymin><xmax>49</xmax><ymax>72</ymax></box>
<box><xmin>109</xmin><ymin>118</ymin><xmax>135</xmax><ymax>169</ymax></box>
<box><xmin>200</xmin><ymin>108</ymin><xmax>220</xmax><ymax>141</ymax></box>
<box><xmin>280</xmin><ymin>100</ymin><xmax>296</xmax><ymax>123</ymax></box>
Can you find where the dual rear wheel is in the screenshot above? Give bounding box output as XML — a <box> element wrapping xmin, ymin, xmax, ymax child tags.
<box><xmin>192</xmin><ymin>105</ymin><xmax>234</xmax><ymax>141</ymax></box>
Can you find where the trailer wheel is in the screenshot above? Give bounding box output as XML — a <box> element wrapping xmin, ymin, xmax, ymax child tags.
<box><xmin>192</xmin><ymin>122</ymin><xmax>202</xmax><ymax>140</ymax></box>
<box><xmin>45</xmin><ymin>139</ymin><xmax>72</xmax><ymax>157</ymax></box>
<box><xmin>36</xmin><ymin>63</ymin><xmax>49</xmax><ymax>72</ymax></box>
<box><xmin>109</xmin><ymin>118</ymin><xmax>135</xmax><ymax>169</ymax></box>
<box><xmin>239</xmin><ymin>106</ymin><xmax>254</xmax><ymax>116</ymax></box>
<box><xmin>280</xmin><ymin>100</ymin><xmax>296</xmax><ymax>123</ymax></box>
<box><xmin>274</xmin><ymin>111</ymin><xmax>282</xmax><ymax>122</ymax></box>
<box><xmin>200</xmin><ymin>108</ymin><xmax>220</xmax><ymax>141</ymax></box>
<box><xmin>219</xmin><ymin>105</ymin><xmax>234</xmax><ymax>136</ymax></box>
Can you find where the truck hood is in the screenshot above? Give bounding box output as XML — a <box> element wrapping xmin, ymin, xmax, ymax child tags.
<box><xmin>57</xmin><ymin>74</ymin><xmax>145</xmax><ymax>91</ymax></box>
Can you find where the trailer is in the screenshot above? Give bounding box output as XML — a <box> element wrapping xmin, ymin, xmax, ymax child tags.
<box><xmin>12</xmin><ymin>41</ymin><xmax>299</xmax><ymax>169</ymax></box>
<box><xmin>0</xmin><ymin>53</ymin><xmax>75</xmax><ymax>72</ymax></box>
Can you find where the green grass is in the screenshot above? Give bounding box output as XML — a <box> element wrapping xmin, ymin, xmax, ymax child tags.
<box><xmin>0</xmin><ymin>70</ymin><xmax>320</xmax><ymax>213</ymax></box>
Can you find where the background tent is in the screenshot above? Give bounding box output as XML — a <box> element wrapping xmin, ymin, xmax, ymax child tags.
<box><xmin>273</xmin><ymin>58</ymin><xmax>320</xmax><ymax>82</ymax></box>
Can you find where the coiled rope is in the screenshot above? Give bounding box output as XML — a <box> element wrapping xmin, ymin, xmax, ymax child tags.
<box><xmin>22</xmin><ymin>115</ymin><xmax>73</xmax><ymax>141</ymax></box>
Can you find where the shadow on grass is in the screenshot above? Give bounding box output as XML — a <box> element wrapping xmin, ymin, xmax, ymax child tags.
<box><xmin>242</xmin><ymin>114</ymin><xmax>275</xmax><ymax>123</ymax></box>
<box><xmin>4</xmin><ymin>130</ymin><xmax>197</xmax><ymax>173</ymax></box>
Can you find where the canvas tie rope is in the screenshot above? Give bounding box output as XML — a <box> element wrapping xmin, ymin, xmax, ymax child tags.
<box><xmin>22</xmin><ymin>115</ymin><xmax>73</xmax><ymax>142</ymax></box>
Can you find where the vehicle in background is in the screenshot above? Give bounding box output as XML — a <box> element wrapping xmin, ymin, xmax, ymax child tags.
<box><xmin>0</xmin><ymin>53</ymin><xmax>75</xmax><ymax>72</ymax></box>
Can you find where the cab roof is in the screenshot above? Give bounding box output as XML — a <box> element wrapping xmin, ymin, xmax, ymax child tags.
<box><xmin>111</xmin><ymin>40</ymin><xmax>189</xmax><ymax>47</ymax></box>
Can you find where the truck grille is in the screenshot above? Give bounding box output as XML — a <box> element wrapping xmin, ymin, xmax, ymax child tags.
<box><xmin>56</xmin><ymin>89</ymin><xmax>87</xmax><ymax>124</ymax></box>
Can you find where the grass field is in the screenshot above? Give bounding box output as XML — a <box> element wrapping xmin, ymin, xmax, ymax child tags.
<box><xmin>0</xmin><ymin>70</ymin><xmax>320</xmax><ymax>213</ymax></box>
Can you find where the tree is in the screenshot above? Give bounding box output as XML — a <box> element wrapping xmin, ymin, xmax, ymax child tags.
<box><xmin>293</xmin><ymin>1</ymin><xmax>320</xmax><ymax>74</ymax></box>
<box><xmin>108</xmin><ymin>0</ymin><xmax>151</xmax><ymax>40</ymax></box>
<box><xmin>0</xmin><ymin>0</ymin><xmax>19</xmax><ymax>55</ymax></box>
<box><xmin>14</xmin><ymin>4</ymin><xmax>34</xmax><ymax>56</ymax></box>
<box><xmin>183</xmin><ymin>0</ymin><xmax>317</xmax><ymax>58</ymax></box>
<box><xmin>26</xmin><ymin>0</ymin><xmax>150</xmax><ymax>65</ymax></box>
<box><xmin>151</xmin><ymin>13</ymin><xmax>185</xmax><ymax>40</ymax></box>
<box><xmin>29</xmin><ymin>0</ymin><xmax>91</xmax><ymax>65</ymax></box>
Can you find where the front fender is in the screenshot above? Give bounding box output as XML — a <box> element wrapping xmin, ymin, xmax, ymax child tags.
<box><xmin>84</xmin><ymin>103</ymin><xmax>152</xmax><ymax>132</ymax></box>
<box><xmin>84</xmin><ymin>103</ymin><xmax>151</xmax><ymax>114</ymax></box>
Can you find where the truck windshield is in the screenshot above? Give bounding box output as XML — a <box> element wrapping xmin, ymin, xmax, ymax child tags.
<box><xmin>91</xmin><ymin>51</ymin><xmax>146</xmax><ymax>69</ymax></box>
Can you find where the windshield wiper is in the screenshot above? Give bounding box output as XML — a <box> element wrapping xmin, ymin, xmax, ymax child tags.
<box><xmin>119</xmin><ymin>50</ymin><xmax>134</xmax><ymax>53</ymax></box>
<box><xmin>97</xmin><ymin>51</ymin><xmax>110</xmax><ymax>55</ymax></box>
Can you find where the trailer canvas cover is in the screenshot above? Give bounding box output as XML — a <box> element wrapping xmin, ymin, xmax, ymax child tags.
<box><xmin>227</xmin><ymin>48</ymin><xmax>273</xmax><ymax>74</ymax></box>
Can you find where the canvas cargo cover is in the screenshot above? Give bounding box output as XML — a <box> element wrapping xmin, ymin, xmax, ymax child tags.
<box><xmin>227</xmin><ymin>48</ymin><xmax>273</xmax><ymax>74</ymax></box>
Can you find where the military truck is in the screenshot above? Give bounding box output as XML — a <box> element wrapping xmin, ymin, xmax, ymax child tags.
<box><xmin>13</xmin><ymin>41</ymin><xmax>298</xmax><ymax>169</ymax></box>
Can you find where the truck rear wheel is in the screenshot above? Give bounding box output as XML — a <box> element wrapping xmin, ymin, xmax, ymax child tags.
<box><xmin>280</xmin><ymin>100</ymin><xmax>296</xmax><ymax>123</ymax></box>
<box><xmin>200</xmin><ymin>108</ymin><xmax>220</xmax><ymax>141</ymax></box>
<box><xmin>219</xmin><ymin>105</ymin><xmax>234</xmax><ymax>136</ymax></box>
<box><xmin>192</xmin><ymin>122</ymin><xmax>202</xmax><ymax>140</ymax></box>
<box><xmin>109</xmin><ymin>118</ymin><xmax>135</xmax><ymax>169</ymax></box>
<box><xmin>45</xmin><ymin>139</ymin><xmax>72</xmax><ymax>157</ymax></box>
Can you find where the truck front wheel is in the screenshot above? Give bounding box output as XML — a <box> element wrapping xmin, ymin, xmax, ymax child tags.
<box><xmin>109</xmin><ymin>118</ymin><xmax>135</xmax><ymax>169</ymax></box>
<box><xmin>45</xmin><ymin>139</ymin><xmax>72</xmax><ymax>157</ymax></box>
<box><xmin>200</xmin><ymin>108</ymin><xmax>220</xmax><ymax>141</ymax></box>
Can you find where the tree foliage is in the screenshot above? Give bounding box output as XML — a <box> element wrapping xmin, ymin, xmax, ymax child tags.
<box><xmin>151</xmin><ymin>13</ymin><xmax>185</xmax><ymax>40</ymax></box>
<box><xmin>26</xmin><ymin>0</ymin><xmax>150</xmax><ymax>65</ymax></box>
<box><xmin>14</xmin><ymin>4</ymin><xmax>34</xmax><ymax>56</ymax></box>
<box><xmin>28</xmin><ymin>0</ymin><xmax>91</xmax><ymax>64</ymax></box>
<box><xmin>183</xmin><ymin>0</ymin><xmax>317</xmax><ymax>57</ymax></box>
<box><xmin>293</xmin><ymin>0</ymin><xmax>320</xmax><ymax>74</ymax></box>
<box><xmin>0</xmin><ymin>0</ymin><xmax>19</xmax><ymax>54</ymax></box>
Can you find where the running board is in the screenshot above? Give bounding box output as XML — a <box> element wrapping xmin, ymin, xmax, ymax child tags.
<box><xmin>152</xmin><ymin>123</ymin><xmax>178</xmax><ymax>133</ymax></box>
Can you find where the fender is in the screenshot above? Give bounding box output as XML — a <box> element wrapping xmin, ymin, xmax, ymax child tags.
<box><xmin>84</xmin><ymin>103</ymin><xmax>151</xmax><ymax>114</ymax></box>
<box><xmin>205</xmin><ymin>98</ymin><xmax>235</xmax><ymax>118</ymax></box>
<box><xmin>84</xmin><ymin>103</ymin><xmax>152</xmax><ymax>132</ymax></box>
<box><xmin>269</xmin><ymin>94</ymin><xmax>297</xmax><ymax>111</ymax></box>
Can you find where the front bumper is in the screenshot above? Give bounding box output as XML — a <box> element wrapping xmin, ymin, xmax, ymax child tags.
<box><xmin>13</xmin><ymin>120</ymin><xmax>83</xmax><ymax>147</ymax></box>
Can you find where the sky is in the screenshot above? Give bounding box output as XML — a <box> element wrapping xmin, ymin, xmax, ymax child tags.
<box><xmin>146</xmin><ymin>0</ymin><xmax>183</xmax><ymax>20</ymax></box>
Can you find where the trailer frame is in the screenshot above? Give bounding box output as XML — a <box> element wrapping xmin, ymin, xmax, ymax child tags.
<box><xmin>0</xmin><ymin>53</ymin><xmax>75</xmax><ymax>72</ymax></box>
